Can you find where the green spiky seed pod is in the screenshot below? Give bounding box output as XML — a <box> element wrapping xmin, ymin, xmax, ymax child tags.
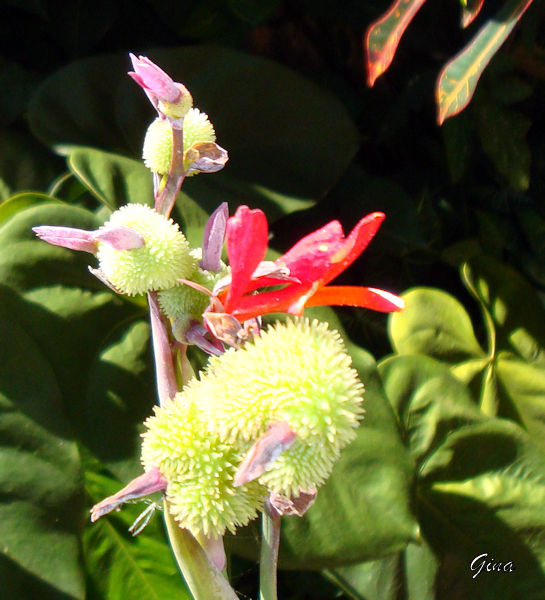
<box><xmin>141</xmin><ymin>395</ymin><xmax>266</xmax><ymax>537</ymax></box>
<box><xmin>142</xmin><ymin>109</ymin><xmax>216</xmax><ymax>175</ymax></box>
<box><xmin>96</xmin><ymin>204</ymin><xmax>195</xmax><ymax>296</ymax></box>
<box><xmin>158</xmin><ymin>250</ymin><xmax>225</xmax><ymax>319</ymax></box>
<box><xmin>200</xmin><ymin>318</ymin><xmax>364</xmax><ymax>495</ymax></box>
<box><xmin>182</xmin><ymin>108</ymin><xmax>216</xmax><ymax>153</ymax></box>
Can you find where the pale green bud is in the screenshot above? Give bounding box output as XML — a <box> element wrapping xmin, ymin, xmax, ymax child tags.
<box><xmin>142</xmin><ymin>108</ymin><xmax>216</xmax><ymax>175</ymax></box>
<box><xmin>96</xmin><ymin>204</ymin><xmax>195</xmax><ymax>296</ymax></box>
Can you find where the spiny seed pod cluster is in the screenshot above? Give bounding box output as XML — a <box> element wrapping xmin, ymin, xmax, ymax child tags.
<box><xmin>96</xmin><ymin>204</ymin><xmax>195</xmax><ymax>296</ymax></box>
<box><xmin>143</xmin><ymin>109</ymin><xmax>216</xmax><ymax>176</ymax></box>
<box><xmin>141</xmin><ymin>318</ymin><xmax>364</xmax><ymax>536</ymax></box>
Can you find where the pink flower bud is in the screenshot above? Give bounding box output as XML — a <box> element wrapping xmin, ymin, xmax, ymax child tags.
<box><xmin>128</xmin><ymin>54</ymin><xmax>181</xmax><ymax>104</ymax></box>
<box><xmin>32</xmin><ymin>226</ymin><xmax>98</xmax><ymax>254</ymax></box>
<box><xmin>201</xmin><ymin>202</ymin><xmax>228</xmax><ymax>272</ymax></box>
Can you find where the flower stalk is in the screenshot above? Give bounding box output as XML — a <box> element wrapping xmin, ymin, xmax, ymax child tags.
<box><xmin>164</xmin><ymin>505</ymin><xmax>238</xmax><ymax>600</ymax></box>
<box><xmin>259</xmin><ymin>500</ymin><xmax>281</xmax><ymax>600</ymax></box>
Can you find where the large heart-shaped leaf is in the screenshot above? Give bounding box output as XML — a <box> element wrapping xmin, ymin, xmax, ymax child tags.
<box><xmin>372</xmin><ymin>355</ymin><xmax>545</xmax><ymax>599</ymax></box>
<box><xmin>388</xmin><ymin>256</ymin><xmax>545</xmax><ymax>448</ymax></box>
<box><xmin>28</xmin><ymin>46</ymin><xmax>359</xmax><ymax>202</ymax></box>
<box><xmin>67</xmin><ymin>146</ymin><xmax>314</xmax><ymax>224</ymax></box>
<box><xmin>0</xmin><ymin>284</ymin><xmax>85</xmax><ymax>599</ymax></box>
<box><xmin>0</xmin><ymin>198</ymin><xmax>186</xmax><ymax>594</ymax></box>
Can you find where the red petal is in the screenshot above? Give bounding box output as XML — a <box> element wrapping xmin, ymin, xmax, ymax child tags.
<box><xmin>228</xmin><ymin>283</ymin><xmax>313</xmax><ymax>322</ymax></box>
<box><xmin>322</xmin><ymin>212</ymin><xmax>385</xmax><ymax>286</ymax></box>
<box><xmin>224</xmin><ymin>206</ymin><xmax>268</xmax><ymax>312</ymax></box>
<box><xmin>305</xmin><ymin>285</ymin><xmax>405</xmax><ymax>312</ymax></box>
<box><xmin>278</xmin><ymin>220</ymin><xmax>346</xmax><ymax>283</ymax></box>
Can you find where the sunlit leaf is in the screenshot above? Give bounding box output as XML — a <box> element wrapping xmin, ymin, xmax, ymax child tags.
<box><xmin>365</xmin><ymin>0</ymin><xmax>427</xmax><ymax>87</ymax></box>
<box><xmin>436</xmin><ymin>0</ymin><xmax>534</xmax><ymax>124</ymax></box>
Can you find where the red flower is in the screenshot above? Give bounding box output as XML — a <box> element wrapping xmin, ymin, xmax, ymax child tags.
<box><xmin>219</xmin><ymin>205</ymin><xmax>404</xmax><ymax>321</ymax></box>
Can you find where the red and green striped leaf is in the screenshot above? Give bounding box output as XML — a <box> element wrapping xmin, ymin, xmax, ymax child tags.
<box><xmin>461</xmin><ymin>0</ymin><xmax>485</xmax><ymax>28</ymax></box>
<box><xmin>365</xmin><ymin>0</ymin><xmax>427</xmax><ymax>87</ymax></box>
<box><xmin>436</xmin><ymin>0</ymin><xmax>533</xmax><ymax>124</ymax></box>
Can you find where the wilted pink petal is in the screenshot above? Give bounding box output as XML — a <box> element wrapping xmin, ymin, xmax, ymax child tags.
<box><xmin>234</xmin><ymin>422</ymin><xmax>296</xmax><ymax>487</ymax></box>
<box><xmin>203</xmin><ymin>312</ymin><xmax>243</xmax><ymax>347</ymax></box>
<box><xmin>269</xmin><ymin>488</ymin><xmax>317</xmax><ymax>516</ymax></box>
<box><xmin>128</xmin><ymin>53</ymin><xmax>181</xmax><ymax>103</ymax></box>
<box><xmin>201</xmin><ymin>202</ymin><xmax>228</xmax><ymax>272</ymax></box>
<box><xmin>185</xmin><ymin>142</ymin><xmax>228</xmax><ymax>174</ymax></box>
<box><xmin>184</xmin><ymin>322</ymin><xmax>225</xmax><ymax>356</ymax></box>
<box><xmin>32</xmin><ymin>226</ymin><xmax>98</xmax><ymax>253</ymax></box>
<box><xmin>90</xmin><ymin>467</ymin><xmax>167</xmax><ymax>522</ymax></box>
<box><xmin>94</xmin><ymin>225</ymin><xmax>145</xmax><ymax>250</ymax></box>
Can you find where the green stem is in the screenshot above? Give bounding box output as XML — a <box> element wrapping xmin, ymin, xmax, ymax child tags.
<box><xmin>164</xmin><ymin>504</ymin><xmax>238</xmax><ymax>600</ymax></box>
<box><xmin>259</xmin><ymin>500</ymin><xmax>281</xmax><ymax>600</ymax></box>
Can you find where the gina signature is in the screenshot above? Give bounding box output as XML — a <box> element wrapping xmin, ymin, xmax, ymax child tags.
<box><xmin>470</xmin><ymin>553</ymin><xmax>515</xmax><ymax>579</ymax></box>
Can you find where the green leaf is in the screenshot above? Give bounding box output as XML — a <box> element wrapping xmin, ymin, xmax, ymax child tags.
<box><xmin>436</xmin><ymin>0</ymin><xmax>534</xmax><ymax>123</ymax></box>
<box><xmin>28</xmin><ymin>46</ymin><xmax>359</xmax><ymax>202</ymax></box>
<box><xmin>496</xmin><ymin>356</ymin><xmax>545</xmax><ymax>450</ymax></box>
<box><xmin>67</xmin><ymin>146</ymin><xmax>314</xmax><ymax>223</ymax></box>
<box><xmin>379</xmin><ymin>355</ymin><xmax>545</xmax><ymax>599</ymax></box>
<box><xmin>84</xmin><ymin>465</ymin><xmax>190</xmax><ymax>600</ymax></box>
<box><xmin>379</xmin><ymin>355</ymin><xmax>485</xmax><ymax>465</ymax></box>
<box><xmin>0</xmin><ymin>284</ymin><xmax>85</xmax><ymax>599</ymax></box>
<box><xmin>68</xmin><ymin>148</ymin><xmax>154</xmax><ymax>210</ymax></box>
<box><xmin>327</xmin><ymin>540</ymin><xmax>437</xmax><ymax>600</ymax></box>
<box><xmin>0</xmin><ymin>200</ymin><xmax>174</xmax><ymax>592</ymax></box>
<box><xmin>462</xmin><ymin>256</ymin><xmax>545</xmax><ymax>365</ymax></box>
<box><xmin>389</xmin><ymin>287</ymin><xmax>485</xmax><ymax>362</ymax></box>
<box><xmin>420</xmin><ymin>420</ymin><xmax>545</xmax><ymax>599</ymax></box>
<box><xmin>365</xmin><ymin>0</ymin><xmax>428</xmax><ymax>86</ymax></box>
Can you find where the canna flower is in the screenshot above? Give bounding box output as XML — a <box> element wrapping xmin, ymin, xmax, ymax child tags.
<box><xmin>215</xmin><ymin>205</ymin><xmax>405</xmax><ymax>322</ymax></box>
